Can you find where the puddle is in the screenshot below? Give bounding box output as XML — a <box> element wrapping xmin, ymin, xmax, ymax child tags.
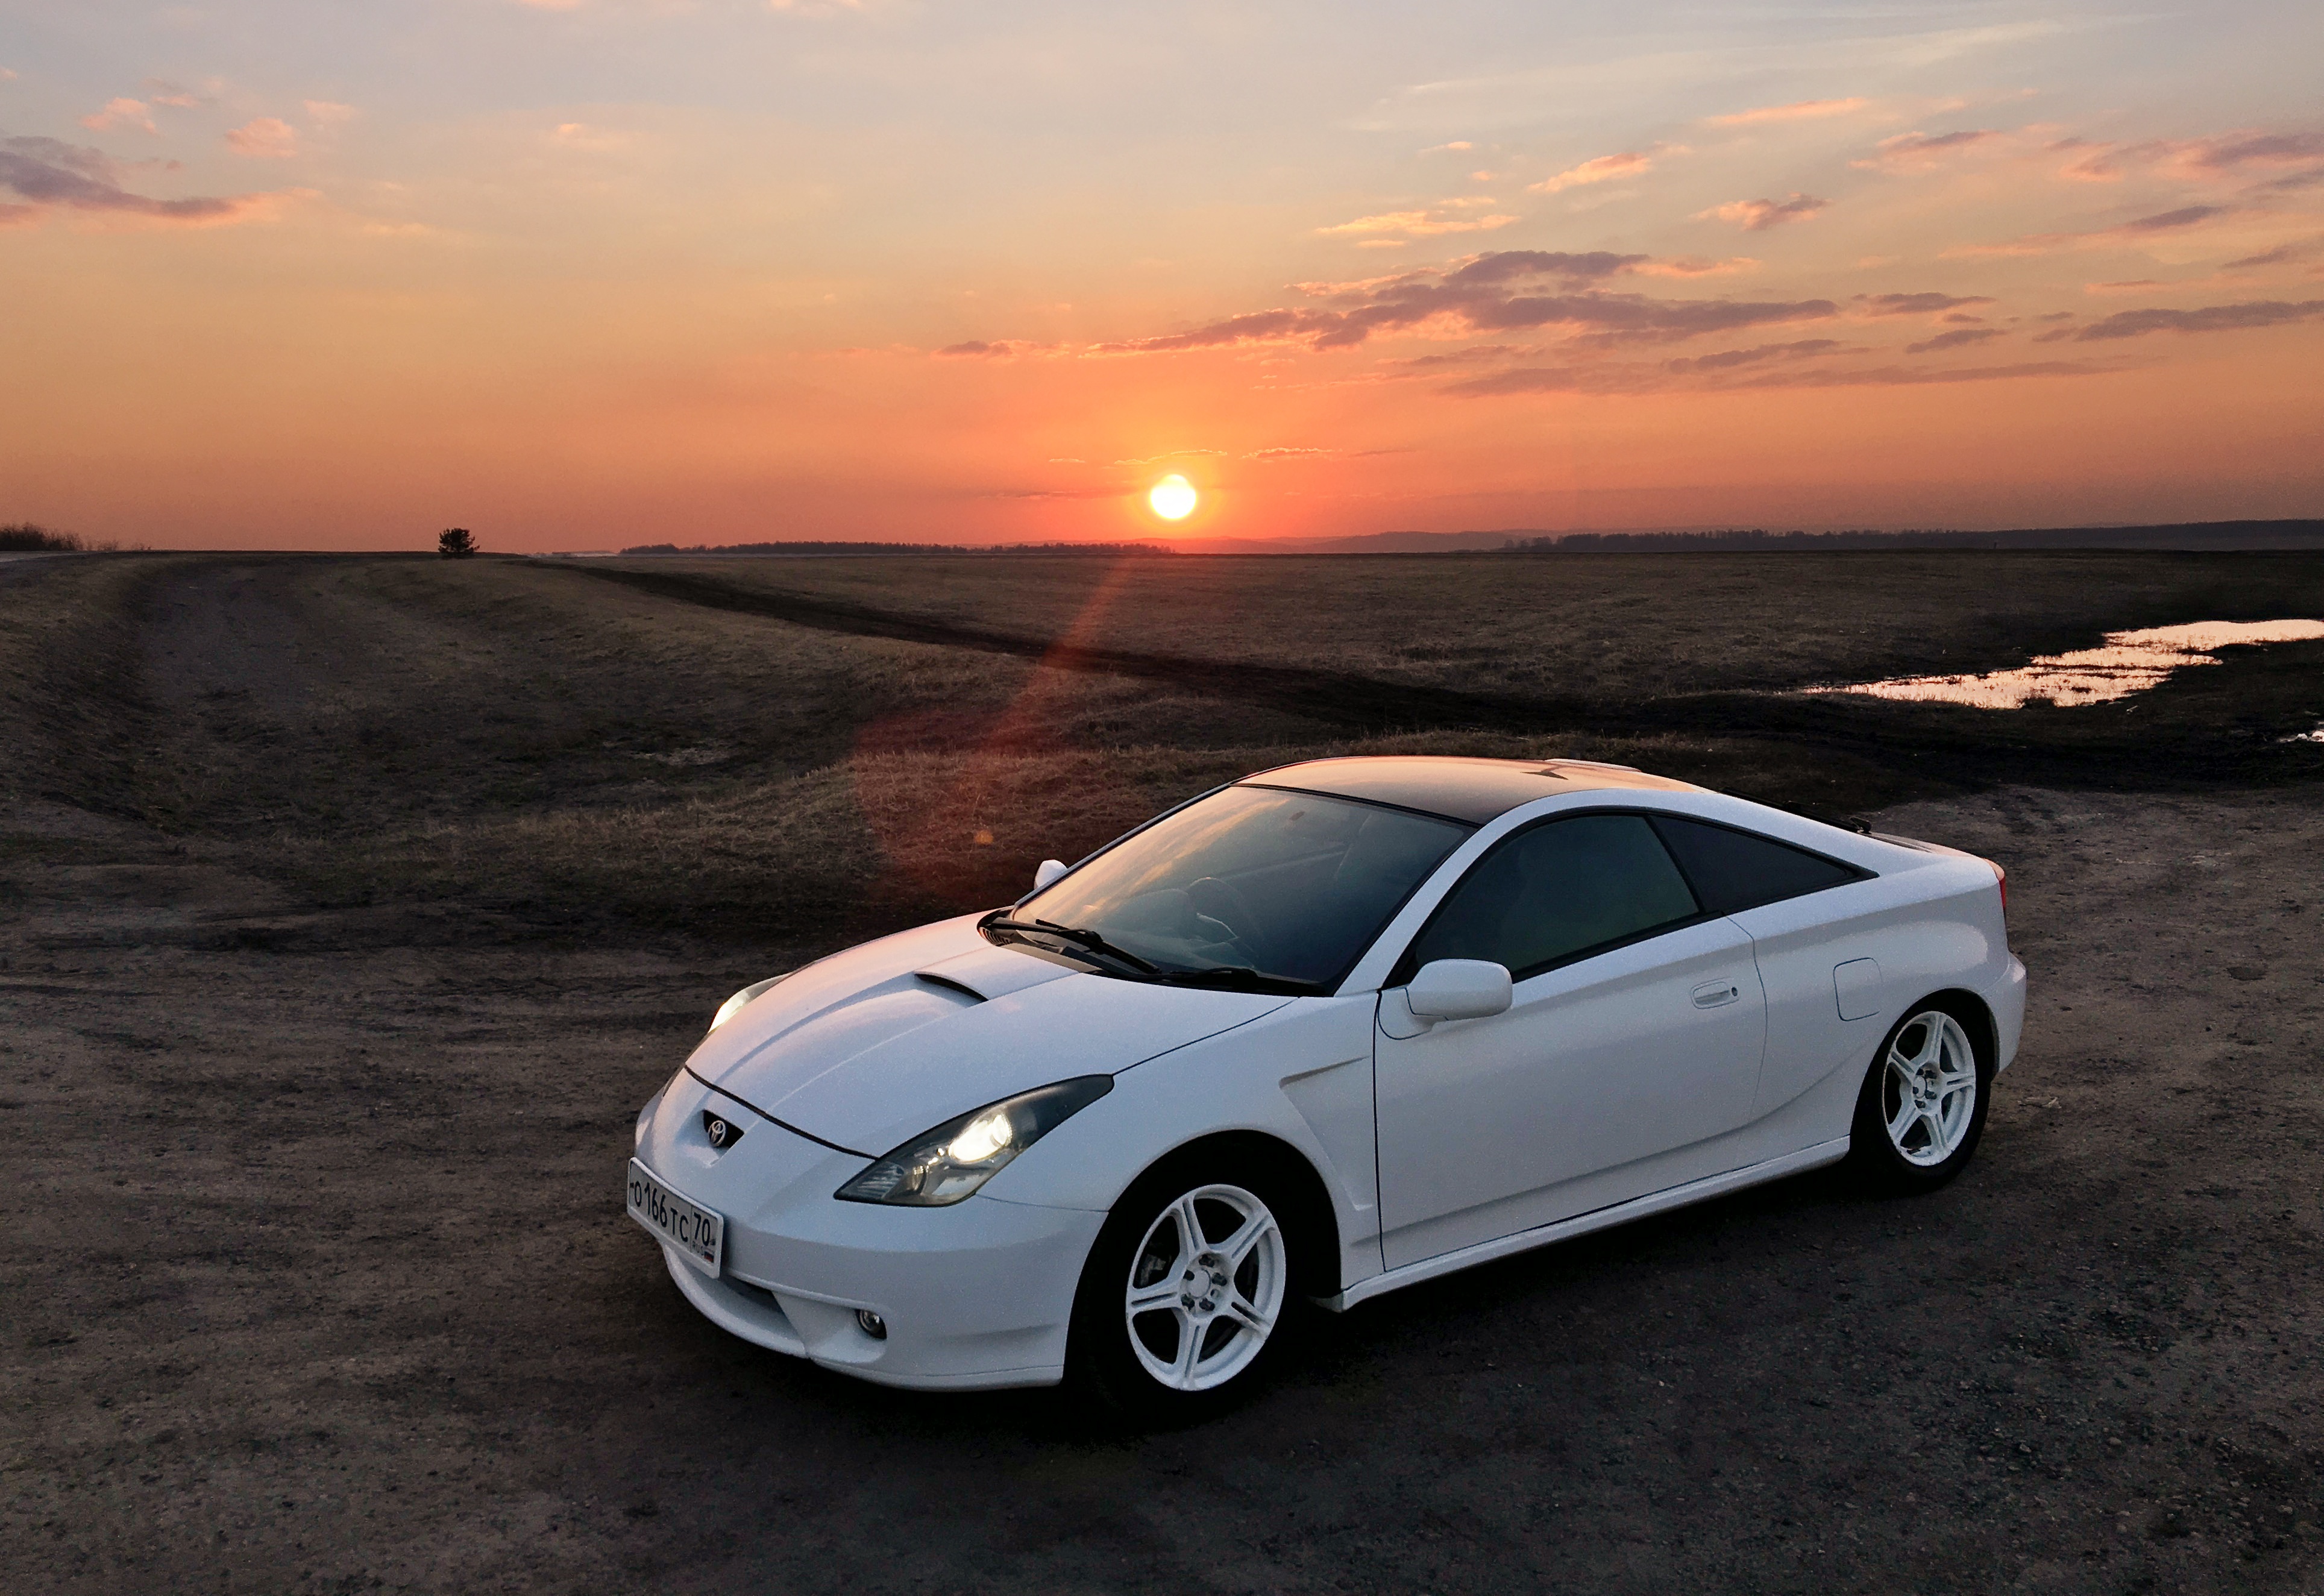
<box><xmin>1809</xmin><ymin>620</ymin><xmax>2324</xmax><ymax>709</ymax></box>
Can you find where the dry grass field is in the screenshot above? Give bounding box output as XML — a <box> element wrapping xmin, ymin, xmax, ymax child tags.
<box><xmin>4</xmin><ymin>548</ymin><xmax>2321</xmax><ymax>1594</ymax></box>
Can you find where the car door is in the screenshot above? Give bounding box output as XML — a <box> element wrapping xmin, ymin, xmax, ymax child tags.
<box><xmin>1646</xmin><ymin>815</ymin><xmax>1877</xmax><ymax>1125</ymax></box>
<box><xmin>1372</xmin><ymin>812</ymin><xmax>1768</xmax><ymax>1271</ymax></box>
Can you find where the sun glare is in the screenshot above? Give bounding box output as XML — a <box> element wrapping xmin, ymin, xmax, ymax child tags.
<box><xmin>1148</xmin><ymin>474</ymin><xmax>1198</xmax><ymax>521</ymax></box>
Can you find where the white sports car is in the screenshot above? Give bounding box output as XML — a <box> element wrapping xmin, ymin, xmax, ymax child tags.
<box><xmin>628</xmin><ymin>756</ymin><xmax>2024</xmax><ymax>1412</ymax></box>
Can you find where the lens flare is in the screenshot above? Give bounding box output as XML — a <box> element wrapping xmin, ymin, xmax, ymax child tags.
<box><xmin>1148</xmin><ymin>474</ymin><xmax>1198</xmax><ymax>520</ymax></box>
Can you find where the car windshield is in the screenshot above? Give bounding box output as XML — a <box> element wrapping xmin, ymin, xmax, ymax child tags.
<box><xmin>1003</xmin><ymin>784</ymin><xmax>1473</xmax><ymax>991</ymax></box>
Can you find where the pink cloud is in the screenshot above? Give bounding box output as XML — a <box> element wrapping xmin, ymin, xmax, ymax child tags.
<box><xmin>1084</xmin><ymin>251</ymin><xmax>1836</xmax><ymax>357</ymax></box>
<box><xmin>1700</xmin><ymin>193</ymin><xmax>1829</xmax><ymax>231</ymax></box>
<box><xmin>0</xmin><ymin>135</ymin><xmax>281</xmax><ymax>227</ymax></box>
<box><xmin>1529</xmin><ymin>152</ymin><xmax>1653</xmax><ymax>195</ymax></box>
<box><xmin>1853</xmin><ymin>129</ymin><xmax>1996</xmax><ymax>172</ymax></box>
<box><xmin>2046</xmin><ymin>298</ymin><xmax>2324</xmax><ymax>341</ymax></box>
<box><xmin>1854</xmin><ymin>291</ymin><xmax>1997</xmax><ymax>316</ymax></box>
<box><xmin>80</xmin><ymin>98</ymin><xmax>156</xmax><ymax>136</ymax></box>
<box><xmin>225</xmin><ymin>117</ymin><xmax>298</xmax><ymax>158</ymax></box>
<box><xmin>141</xmin><ymin>78</ymin><xmax>204</xmax><ymax>108</ymax></box>
<box><xmin>1634</xmin><ymin>256</ymin><xmax>1757</xmax><ymax>278</ymax></box>
<box><xmin>1947</xmin><ymin>204</ymin><xmax>2232</xmax><ymax>258</ymax></box>
<box><xmin>1905</xmin><ymin>327</ymin><xmax>2007</xmax><ymax>354</ymax></box>
<box><xmin>2058</xmin><ymin>130</ymin><xmax>2324</xmax><ymax>186</ymax></box>
<box><xmin>1317</xmin><ymin>207</ymin><xmax>1518</xmax><ymax>239</ymax></box>
<box><xmin>1707</xmin><ymin>98</ymin><xmax>1867</xmax><ymax>128</ymax></box>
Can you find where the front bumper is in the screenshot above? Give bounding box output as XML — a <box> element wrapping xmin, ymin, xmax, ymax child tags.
<box><xmin>632</xmin><ymin>1070</ymin><xmax>1104</xmax><ymax>1390</ymax></box>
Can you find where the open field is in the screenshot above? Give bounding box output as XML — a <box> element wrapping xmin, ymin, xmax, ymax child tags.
<box><xmin>4</xmin><ymin>550</ymin><xmax>2322</xmax><ymax>1593</ymax></box>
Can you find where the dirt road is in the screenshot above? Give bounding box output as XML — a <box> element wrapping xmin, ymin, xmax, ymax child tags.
<box><xmin>4</xmin><ymin>555</ymin><xmax>2321</xmax><ymax>1594</ymax></box>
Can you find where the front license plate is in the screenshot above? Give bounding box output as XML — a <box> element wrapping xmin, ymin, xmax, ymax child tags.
<box><xmin>626</xmin><ymin>1158</ymin><xmax>724</xmax><ymax>1278</ymax></box>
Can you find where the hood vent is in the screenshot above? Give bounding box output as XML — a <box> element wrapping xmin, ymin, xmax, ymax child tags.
<box><xmin>915</xmin><ymin>971</ymin><xmax>987</xmax><ymax>1004</ymax></box>
<box><xmin>911</xmin><ymin>943</ymin><xmax>1080</xmax><ymax>1003</ymax></box>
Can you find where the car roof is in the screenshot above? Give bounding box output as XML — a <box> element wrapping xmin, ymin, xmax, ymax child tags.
<box><xmin>1237</xmin><ymin>755</ymin><xmax>1703</xmax><ymax>825</ymax></box>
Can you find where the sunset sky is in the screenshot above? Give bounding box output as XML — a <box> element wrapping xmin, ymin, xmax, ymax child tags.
<box><xmin>4</xmin><ymin>1</ymin><xmax>2321</xmax><ymax>549</ymax></box>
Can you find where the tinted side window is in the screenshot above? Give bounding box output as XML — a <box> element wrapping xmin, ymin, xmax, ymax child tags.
<box><xmin>1407</xmin><ymin>814</ymin><xmax>1700</xmax><ymax>979</ymax></box>
<box><xmin>1650</xmin><ymin>816</ymin><xmax>1859</xmax><ymax>915</ymax></box>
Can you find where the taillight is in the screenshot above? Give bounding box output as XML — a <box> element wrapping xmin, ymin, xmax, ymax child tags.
<box><xmin>1986</xmin><ymin>858</ymin><xmax>2008</xmax><ymax>917</ymax></box>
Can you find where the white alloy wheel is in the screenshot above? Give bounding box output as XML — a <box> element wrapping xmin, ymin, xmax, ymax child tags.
<box><xmin>1881</xmin><ymin>1010</ymin><xmax>1979</xmax><ymax>1166</ymax></box>
<box><xmin>1122</xmin><ymin>1183</ymin><xmax>1287</xmax><ymax>1392</ymax></box>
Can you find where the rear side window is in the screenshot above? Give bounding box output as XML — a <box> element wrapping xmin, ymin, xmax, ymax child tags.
<box><xmin>1650</xmin><ymin>815</ymin><xmax>1860</xmax><ymax>916</ymax></box>
<box><xmin>1405</xmin><ymin>814</ymin><xmax>1701</xmax><ymax>981</ymax></box>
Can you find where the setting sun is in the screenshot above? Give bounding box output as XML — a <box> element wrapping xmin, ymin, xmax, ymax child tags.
<box><xmin>1148</xmin><ymin>475</ymin><xmax>1198</xmax><ymax>521</ymax></box>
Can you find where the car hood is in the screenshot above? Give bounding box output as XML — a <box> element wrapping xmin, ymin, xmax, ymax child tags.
<box><xmin>685</xmin><ymin>913</ymin><xmax>1294</xmax><ymax>1154</ymax></box>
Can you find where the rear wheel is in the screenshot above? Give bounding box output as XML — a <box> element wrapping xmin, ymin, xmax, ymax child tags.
<box><xmin>1067</xmin><ymin>1157</ymin><xmax>1301</xmax><ymax>1420</ymax></box>
<box><xmin>1847</xmin><ymin>1001</ymin><xmax>1993</xmax><ymax>1192</ymax></box>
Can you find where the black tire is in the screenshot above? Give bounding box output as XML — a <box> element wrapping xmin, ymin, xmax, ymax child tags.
<box><xmin>1846</xmin><ymin>996</ymin><xmax>1995</xmax><ymax>1193</ymax></box>
<box><xmin>1064</xmin><ymin>1149</ymin><xmax>1313</xmax><ymax>1424</ymax></box>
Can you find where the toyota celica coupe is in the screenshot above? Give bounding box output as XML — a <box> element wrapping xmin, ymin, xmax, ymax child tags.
<box><xmin>628</xmin><ymin>756</ymin><xmax>2023</xmax><ymax>1413</ymax></box>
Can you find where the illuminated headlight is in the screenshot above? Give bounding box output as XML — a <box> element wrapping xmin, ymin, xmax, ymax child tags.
<box><xmin>834</xmin><ymin>1076</ymin><xmax>1114</xmax><ymax>1207</ymax></box>
<box><xmin>706</xmin><ymin>973</ymin><xmax>793</xmax><ymax>1038</ymax></box>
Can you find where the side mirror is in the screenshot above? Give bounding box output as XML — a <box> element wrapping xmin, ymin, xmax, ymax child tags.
<box><xmin>1378</xmin><ymin>959</ymin><xmax>1512</xmax><ymax>1040</ymax></box>
<box><xmin>1407</xmin><ymin>959</ymin><xmax>1513</xmax><ymax>1021</ymax></box>
<box><xmin>1033</xmin><ymin>858</ymin><xmax>1069</xmax><ymax>891</ymax></box>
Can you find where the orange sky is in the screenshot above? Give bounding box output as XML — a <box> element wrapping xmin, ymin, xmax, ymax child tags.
<box><xmin>3</xmin><ymin>3</ymin><xmax>2321</xmax><ymax>548</ymax></box>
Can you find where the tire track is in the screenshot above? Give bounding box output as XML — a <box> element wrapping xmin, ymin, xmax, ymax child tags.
<box><xmin>539</xmin><ymin>559</ymin><xmax>2324</xmax><ymax>801</ymax></box>
<box><xmin>548</xmin><ymin>561</ymin><xmax>1622</xmax><ymax>737</ymax></box>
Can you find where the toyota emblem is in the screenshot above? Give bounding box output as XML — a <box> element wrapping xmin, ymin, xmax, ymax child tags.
<box><xmin>700</xmin><ymin>1109</ymin><xmax>744</xmax><ymax>1151</ymax></box>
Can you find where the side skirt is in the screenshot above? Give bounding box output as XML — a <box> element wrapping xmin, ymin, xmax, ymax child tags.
<box><xmin>1319</xmin><ymin>1137</ymin><xmax>1850</xmax><ymax>1312</ymax></box>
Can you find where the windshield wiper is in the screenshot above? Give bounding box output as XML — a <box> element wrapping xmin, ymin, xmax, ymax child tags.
<box><xmin>1155</xmin><ymin>965</ymin><xmax>1321</xmax><ymax>996</ymax></box>
<box><xmin>982</xmin><ymin>915</ymin><xmax>1159</xmax><ymax>975</ymax></box>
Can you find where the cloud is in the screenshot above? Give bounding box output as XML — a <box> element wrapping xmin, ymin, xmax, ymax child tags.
<box><xmin>2223</xmin><ymin>237</ymin><xmax>2324</xmax><ymax>270</ymax></box>
<box><xmin>1663</xmin><ymin>339</ymin><xmax>1843</xmax><ymax>374</ymax></box>
<box><xmin>935</xmin><ymin>340</ymin><xmax>1015</xmax><ymax>357</ymax></box>
<box><xmin>2060</xmin><ymin>129</ymin><xmax>2324</xmax><ymax>186</ymax></box>
<box><xmin>1380</xmin><ymin>343</ymin><xmax>1537</xmax><ymax>369</ymax></box>
<box><xmin>1530</xmin><ymin>152</ymin><xmax>1652</xmax><ymax>195</ymax></box>
<box><xmin>1317</xmin><ymin>207</ymin><xmax>1516</xmax><ymax>238</ymax></box>
<box><xmin>1707</xmin><ymin>98</ymin><xmax>1867</xmax><ymax>128</ymax></box>
<box><xmin>1853</xmin><ymin>129</ymin><xmax>1995</xmax><ymax>172</ymax></box>
<box><xmin>1905</xmin><ymin>327</ymin><xmax>2007</xmax><ymax>354</ymax></box>
<box><xmin>1096</xmin><ymin>278</ymin><xmax>1835</xmax><ymax>357</ymax></box>
<box><xmin>142</xmin><ymin>78</ymin><xmax>204</xmax><ymax>107</ymax></box>
<box><xmin>304</xmin><ymin>100</ymin><xmax>357</xmax><ymax>125</ymax></box>
<box><xmin>1948</xmin><ymin>204</ymin><xmax>2232</xmax><ymax>258</ymax></box>
<box><xmin>551</xmin><ymin>121</ymin><xmax>629</xmax><ymax>151</ymax></box>
<box><xmin>2052</xmin><ymin>299</ymin><xmax>2324</xmax><ymax>342</ymax></box>
<box><xmin>0</xmin><ymin>135</ymin><xmax>275</xmax><ymax>225</ymax></box>
<box><xmin>80</xmin><ymin>98</ymin><xmax>156</xmax><ymax>135</ymax></box>
<box><xmin>1854</xmin><ymin>291</ymin><xmax>1996</xmax><ymax>316</ymax></box>
<box><xmin>1700</xmin><ymin>193</ymin><xmax>1828</xmax><ymax>231</ymax></box>
<box><xmin>1729</xmin><ymin>361</ymin><xmax>2096</xmax><ymax>390</ymax></box>
<box><xmin>1422</xmin><ymin>141</ymin><xmax>1473</xmax><ymax>154</ymax></box>
<box><xmin>1245</xmin><ymin>447</ymin><xmax>1334</xmax><ymax>460</ymax></box>
<box><xmin>1636</xmin><ymin>256</ymin><xmax>1756</xmax><ymax>277</ymax></box>
<box><xmin>225</xmin><ymin>117</ymin><xmax>298</xmax><ymax>158</ymax></box>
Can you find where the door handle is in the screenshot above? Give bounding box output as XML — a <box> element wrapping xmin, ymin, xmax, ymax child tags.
<box><xmin>1692</xmin><ymin>979</ymin><xmax>1744</xmax><ymax>1009</ymax></box>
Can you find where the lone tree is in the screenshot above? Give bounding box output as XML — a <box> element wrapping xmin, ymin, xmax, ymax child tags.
<box><xmin>438</xmin><ymin>527</ymin><xmax>477</xmax><ymax>559</ymax></box>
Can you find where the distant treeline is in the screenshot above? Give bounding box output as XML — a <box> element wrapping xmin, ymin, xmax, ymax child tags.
<box><xmin>618</xmin><ymin>540</ymin><xmax>1178</xmax><ymax>558</ymax></box>
<box><xmin>1</xmin><ymin>523</ymin><xmax>86</xmax><ymax>551</ymax></box>
<box><xmin>1503</xmin><ymin>520</ymin><xmax>2324</xmax><ymax>553</ymax></box>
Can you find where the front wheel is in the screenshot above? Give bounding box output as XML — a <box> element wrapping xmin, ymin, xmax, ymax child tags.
<box><xmin>1066</xmin><ymin>1160</ymin><xmax>1298</xmax><ymax>1420</ymax></box>
<box><xmin>1847</xmin><ymin>1001</ymin><xmax>1993</xmax><ymax>1192</ymax></box>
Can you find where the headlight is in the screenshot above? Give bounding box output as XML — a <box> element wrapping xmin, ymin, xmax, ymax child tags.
<box><xmin>834</xmin><ymin>1075</ymin><xmax>1114</xmax><ymax>1207</ymax></box>
<box><xmin>706</xmin><ymin>972</ymin><xmax>793</xmax><ymax>1037</ymax></box>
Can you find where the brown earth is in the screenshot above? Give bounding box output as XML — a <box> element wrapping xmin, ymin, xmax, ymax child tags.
<box><xmin>3</xmin><ymin>550</ymin><xmax>2322</xmax><ymax>1594</ymax></box>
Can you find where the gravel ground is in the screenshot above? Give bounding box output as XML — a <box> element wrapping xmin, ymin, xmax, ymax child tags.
<box><xmin>4</xmin><ymin>554</ymin><xmax>2321</xmax><ymax>1594</ymax></box>
<box><xmin>5</xmin><ymin>787</ymin><xmax>2319</xmax><ymax>1594</ymax></box>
